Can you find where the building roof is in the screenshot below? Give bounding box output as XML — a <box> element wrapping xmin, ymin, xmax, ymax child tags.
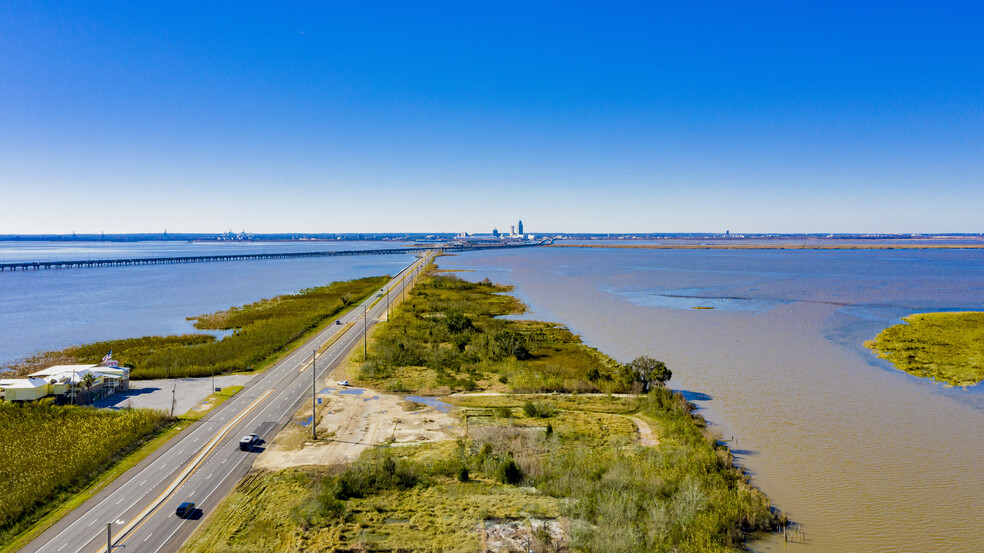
<box><xmin>29</xmin><ymin>364</ymin><xmax>101</xmax><ymax>377</ymax></box>
<box><xmin>0</xmin><ymin>378</ymin><xmax>49</xmax><ymax>389</ymax></box>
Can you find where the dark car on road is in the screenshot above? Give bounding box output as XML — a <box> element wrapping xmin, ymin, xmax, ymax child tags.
<box><xmin>176</xmin><ymin>502</ymin><xmax>195</xmax><ymax>518</ymax></box>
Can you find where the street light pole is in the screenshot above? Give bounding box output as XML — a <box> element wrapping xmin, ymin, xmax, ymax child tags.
<box><xmin>311</xmin><ymin>349</ymin><xmax>317</xmax><ymax>439</ymax></box>
<box><xmin>107</xmin><ymin>522</ymin><xmax>112</xmax><ymax>553</ymax></box>
<box><xmin>363</xmin><ymin>304</ymin><xmax>368</xmax><ymax>358</ymax></box>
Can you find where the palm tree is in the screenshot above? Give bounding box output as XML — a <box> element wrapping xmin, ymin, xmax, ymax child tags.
<box><xmin>79</xmin><ymin>373</ymin><xmax>97</xmax><ymax>404</ymax></box>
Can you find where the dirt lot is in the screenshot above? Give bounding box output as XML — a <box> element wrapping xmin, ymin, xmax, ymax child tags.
<box><xmin>253</xmin><ymin>386</ymin><xmax>460</xmax><ymax>470</ymax></box>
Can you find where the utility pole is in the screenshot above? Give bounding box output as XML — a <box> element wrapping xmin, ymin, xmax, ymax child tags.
<box><xmin>106</xmin><ymin>522</ymin><xmax>112</xmax><ymax>553</ymax></box>
<box><xmin>385</xmin><ymin>286</ymin><xmax>389</xmax><ymax>320</ymax></box>
<box><xmin>170</xmin><ymin>382</ymin><xmax>176</xmax><ymax>417</ymax></box>
<box><xmin>311</xmin><ymin>349</ymin><xmax>317</xmax><ymax>439</ymax></box>
<box><xmin>363</xmin><ymin>305</ymin><xmax>368</xmax><ymax>358</ymax></box>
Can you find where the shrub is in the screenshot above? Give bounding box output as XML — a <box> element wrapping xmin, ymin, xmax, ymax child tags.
<box><xmin>523</xmin><ymin>400</ymin><xmax>557</xmax><ymax>418</ymax></box>
<box><xmin>497</xmin><ymin>458</ymin><xmax>523</xmax><ymax>485</ymax></box>
<box><xmin>493</xmin><ymin>406</ymin><xmax>512</xmax><ymax>419</ymax></box>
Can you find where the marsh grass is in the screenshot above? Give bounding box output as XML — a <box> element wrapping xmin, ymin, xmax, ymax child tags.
<box><xmin>865</xmin><ymin>311</ymin><xmax>984</xmax><ymax>386</ymax></box>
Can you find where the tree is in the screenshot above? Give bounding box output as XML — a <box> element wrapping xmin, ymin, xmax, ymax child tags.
<box><xmin>79</xmin><ymin>372</ymin><xmax>97</xmax><ymax>403</ymax></box>
<box><xmin>444</xmin><ymin>309</ymin><xmax>473</xmax><ymax>334</ymax></box>
<box><xmin>628</xmin><ymin>356</ymin><xmax>671</xmax><ymax>391</ymax></box>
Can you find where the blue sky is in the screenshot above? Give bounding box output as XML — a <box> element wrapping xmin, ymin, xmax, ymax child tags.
<box><xmin>1</xmin><ymin>2</ymin><xmax>982</xmax><ymax>234</ymax></box>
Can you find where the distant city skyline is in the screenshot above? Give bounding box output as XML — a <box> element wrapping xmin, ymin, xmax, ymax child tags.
<box><xmin>2</xmin><ymin>3</ymin><xmax>982</xmax><ymax>234</ymax></box>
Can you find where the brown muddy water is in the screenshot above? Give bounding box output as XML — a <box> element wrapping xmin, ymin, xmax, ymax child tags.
<box><xmin>440</xmin><ymin>247</ymin><xmax>984</xmax><ymax>553</ymax></box>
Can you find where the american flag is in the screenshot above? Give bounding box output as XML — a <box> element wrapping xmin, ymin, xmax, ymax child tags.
<box><xmin>101</xmin><ymin>350</ymin><xmax>113</xmax><ymax>364</ymax></box>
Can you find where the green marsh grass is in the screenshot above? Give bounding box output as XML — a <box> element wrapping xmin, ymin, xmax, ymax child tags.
<box><xmin>865</xmin><ymin>311</ymin><xmax>984</xmax><ymax>386</ymax></box>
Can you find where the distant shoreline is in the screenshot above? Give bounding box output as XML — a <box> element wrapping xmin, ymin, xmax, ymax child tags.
<box><xmin>550</xmin><ymin>243</ymin><xmax>984</xmax><ymax>250</ymax></box>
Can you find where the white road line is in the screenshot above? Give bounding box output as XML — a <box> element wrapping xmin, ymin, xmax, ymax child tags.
<box><xmin>57</xmin><ymin>543</ymin><xmax>67</xmax><ymax>551</ymax></box>
<box><xmin>144</xmin><ymin>533</ymin><xmax>153</xmax><ymax>542</ymax></box>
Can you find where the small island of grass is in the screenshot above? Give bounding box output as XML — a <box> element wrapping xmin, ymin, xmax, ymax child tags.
<box><xmin>865</xmin><ymin>311</ymin><xmax>984</xmax><ymax>387</ymax></box>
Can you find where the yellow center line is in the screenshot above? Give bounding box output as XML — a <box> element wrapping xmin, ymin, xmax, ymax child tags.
<box><xmin>101</xmin><ymin>389</ymin><xmax>274</xmax><ymax>552</ymax></box>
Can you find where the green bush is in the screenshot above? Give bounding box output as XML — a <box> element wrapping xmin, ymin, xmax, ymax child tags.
<box><xmin>497</xmin><ymin>458</ymin><xmax>523</xmax><ymax>485</ymax></box>
<box><xmin>522</xmin><ymin>400</ymin><xmax>556</xmax><ymax>418</ymax></box>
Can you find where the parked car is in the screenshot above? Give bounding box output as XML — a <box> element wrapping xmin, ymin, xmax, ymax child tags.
<box><xmin>336</xmin><ymin>380</ymin><xmax>350</xmax><ymax>387</ymax></box>
<box><xmin>239</xmin><ymin>433</ymin><xmax>259</xmax><ymax>451</ymax></box>
<box><xmin>176</xmin><ymin>501</ymin><xmax>195</xmax><ymax>518</ymax></box>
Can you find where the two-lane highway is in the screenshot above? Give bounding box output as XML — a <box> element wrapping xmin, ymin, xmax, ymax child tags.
<box><xmin>21</xmin><ymin>253</ymin><xmax>433</xmax><ymax>553</ymax></box>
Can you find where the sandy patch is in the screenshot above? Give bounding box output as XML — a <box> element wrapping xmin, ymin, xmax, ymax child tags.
<box><xmin>254</xmin><ymin>387</ymin><xmax>460</xmax><ymax>470</ymax></box>
<box><xmin>630</xmin><ymin>416</ymin><xmax>659</xmax><ymax>447</ymax></box>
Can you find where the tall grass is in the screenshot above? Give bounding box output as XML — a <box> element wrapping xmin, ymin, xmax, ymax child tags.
<box><xmin>0</xmin><ymin>403</ymin><xmax>172</xmax><ymax>542</ymax></box>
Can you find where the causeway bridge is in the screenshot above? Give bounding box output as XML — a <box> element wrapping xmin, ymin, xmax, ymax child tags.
<box><xmin>0</xmin><ymin>243</ymin><xmax>542</xmax><ymax>272</ymax></box>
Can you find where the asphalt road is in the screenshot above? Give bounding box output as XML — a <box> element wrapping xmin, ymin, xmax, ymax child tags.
<box><xmin>21</xmin><ymin>253</ymin><xmax>432</xmax><ymax>553</ymax></box>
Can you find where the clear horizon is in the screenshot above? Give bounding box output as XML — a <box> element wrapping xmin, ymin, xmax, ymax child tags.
<box><xmin>2</xmin><ymin>2</ymin><xmax>982</xmax><ymax>234</ymax></box>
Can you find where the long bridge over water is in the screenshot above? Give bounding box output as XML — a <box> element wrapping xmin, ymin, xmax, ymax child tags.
<box><xmin>0</xmin><ymin>243</ymin><xmax>542</xmax><ymax>272</ymax></box>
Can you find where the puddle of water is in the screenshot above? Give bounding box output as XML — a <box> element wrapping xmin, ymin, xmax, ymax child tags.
<box><xmin>404</xmin><ymin>395</ymin><xmax>453</xmax><ymax>413</ymax></box>
<box><xmin>297</xmin><ymin>416</ymin><xmax>313</xmax><ymax>427</ymax></box>
<box><xmin>318</xmin><ymin>387</ymin><xmax>335</xmax><ymax>394</ymax></box>
<box><xmin>339</xmin><ymin>388</ymin><xmax>365</xmax><ymax>395</ymax></box>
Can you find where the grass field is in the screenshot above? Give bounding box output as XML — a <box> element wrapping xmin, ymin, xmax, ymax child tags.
<box><xmin>5</xmin><ymin>276</ymin><xmax>388</xmax><ymax>380</ymax></box>
<box><xmin>0</xmin><ymin>404</ymin><xmax>173</xmax><ymax>544</ymax></box>
<box><xmin>865</xmin><ymin>311</ymin><xmax>984</xmax><ymax>387</ymax></box>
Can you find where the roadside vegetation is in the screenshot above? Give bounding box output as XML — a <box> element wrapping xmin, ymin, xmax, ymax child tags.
<box><xmin>865</xmin><ymin>311</ymin><xmax>984</xmax><ymax>387</ymax></box>
<box><xmin>184</xmin><ymin>266</ymin><xmax>779</xmax><ymax>552</ymax></box>
<box><xmin>0</xmin><ymin>403</ymin><xmax>173</xmax><ymax>544</ymax></box>
<box><xmin>4</xmin><ymin>276</ymin><xmax>388</xmax><ymax>379</ymax></box>
<box><xmin>355</xmin><ymin>269</ymin><xmax>660</xmax><ymax>394</ymax></box>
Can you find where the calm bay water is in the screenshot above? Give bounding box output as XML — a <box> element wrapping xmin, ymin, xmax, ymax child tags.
<box><xmin>0</xmin><ymin>241</ymin><xmax>416</xmax><ymax>365</ymax></box>
<box><xmin>440</xmin><ymin>246</ymin><xmax>984</xmax><ymax>553</ymax></box>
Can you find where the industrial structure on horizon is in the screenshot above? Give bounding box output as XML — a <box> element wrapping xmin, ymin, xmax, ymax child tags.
<box><xmin>454</xmin><ymin>220</ymin><xmax>537</xmax><ymax>246</ymax></box>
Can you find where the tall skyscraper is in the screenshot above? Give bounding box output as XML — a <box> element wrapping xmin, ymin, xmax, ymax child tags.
<box><xmin>518</xmin><ymin>220</ymin><xmax>524</xmax><ymax>235</ymax></box>
<box><xmin>511</xmin><ymin>225</ymin><xmax>515</xmax><ymax>235</ymax></box>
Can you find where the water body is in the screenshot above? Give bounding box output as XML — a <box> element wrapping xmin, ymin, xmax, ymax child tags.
<box><xmin>439</xmin><ymin>246</ymin><xmax>984</xmax><ymax>553</ymax></box>
<box><xmin>0</xmin><ymin>241</ymin><xmax>417</xmax><ymax>365</ymax></box>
